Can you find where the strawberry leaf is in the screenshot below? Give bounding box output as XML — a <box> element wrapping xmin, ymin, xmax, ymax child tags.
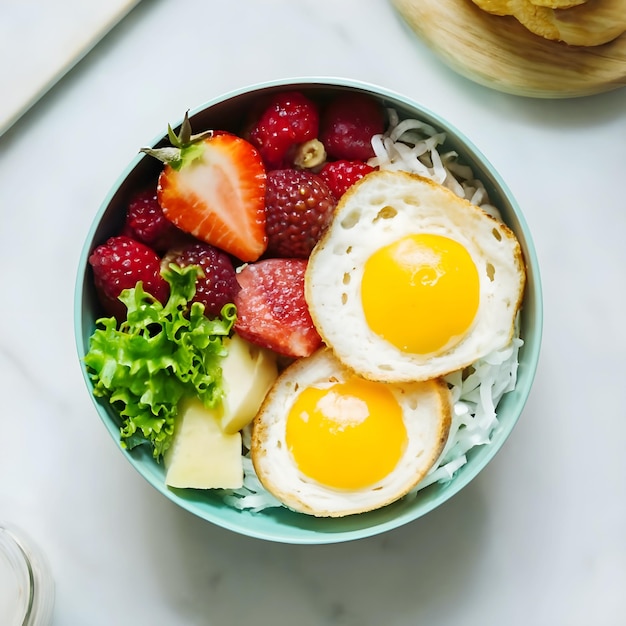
<box><xmin>141</xmin><ymin>111</ymin><xmax>214</xmax><ymax>168</ymax></box>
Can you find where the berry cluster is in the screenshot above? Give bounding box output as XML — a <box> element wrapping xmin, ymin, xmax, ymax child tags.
<box><xmin>89</xmin><ymin>91</ymin><xmax>385</xmax><ymax>357</ymax></box>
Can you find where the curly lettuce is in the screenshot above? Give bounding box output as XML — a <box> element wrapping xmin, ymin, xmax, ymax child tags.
<box><xmin>84</xmin><ymin>264</ymin><xmax>236</xmax><ymax>460</ymax></box>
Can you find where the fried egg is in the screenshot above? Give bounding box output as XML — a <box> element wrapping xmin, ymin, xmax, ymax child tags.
<box><xmin>305</xmin><ymin>170</ymin><xmax>526</xmax><ymax>382</ymax></box>
<box><xmin>251</xmin><ymin>348</ymin><xmax>451</xmax><ymax>517</ymax></box>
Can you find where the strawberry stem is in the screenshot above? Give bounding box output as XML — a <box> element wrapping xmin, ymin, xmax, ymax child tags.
<box><xmin>140</xmin><ymin>111</ymin><xmax>214</xmax><ymax>167</ymax></box>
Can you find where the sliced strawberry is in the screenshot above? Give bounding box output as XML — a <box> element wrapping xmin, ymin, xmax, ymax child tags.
<box><xmin>234</xmin><ymin>259</ymin><xmax>322</xmax><ymax>358</ymax></box>
<box><xmin>141</xmin><ymin>116</ymin><xmax>267</xmax><ymax>262</ymax></box>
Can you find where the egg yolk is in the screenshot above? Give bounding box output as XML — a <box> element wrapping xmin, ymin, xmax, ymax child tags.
<box><xmin>285</xmin><ymin>377</ymin><xmax>407</xmax><ymax>490</ymax></box>
<box><xmin>361</xmin><ymin>233</ymin><xmax>479</xmax><ymax>355</ymax></box>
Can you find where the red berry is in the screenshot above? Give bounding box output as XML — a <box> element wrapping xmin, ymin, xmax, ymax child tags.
<box><xmin>122</xmin><ymin>188</ymin><xmax>188</xmax><ymax>252</ymax></box>
<box><xmin>320</xmin><ymin>93</ymin><xmax>385</xmax><ymax>161</ymax></box>
<box><xmin>163</xmin><ymin>242</ymin><xmax>240</xmax><ymax>318</ymax></box>
<box><xmin>318</xmin><ymin>160</ymin><xmax>376</xmax><ymax>200</ymax></box>
<box><xmin>264</xmin><ymin>169</ymin><xmax>336</xmax><ymax>258</ymax></box>
<box><xmin>249</xmin><ymin>91</ymin><xmax>320</xmax><ymax>169</ymax></box>
<box><xmin>234</xmin><ymin>259</ymin><xmax>322</xmax><ymax>358</ymax></box>
<box><xmin>89</xmin><ymin>236</ymin><xmax>169</xmax><ymax>320</ymax></box>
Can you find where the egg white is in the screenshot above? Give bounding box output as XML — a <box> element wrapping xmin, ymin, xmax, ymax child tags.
<box><xmin>305</xmin><ymin>170</ymin><xmax>526</xmax><ymax>383</ymax></box>
<box><xmin>251</xmin><ymin>348</ymin><xmax>451</xmax><ymax>517</ymax></box>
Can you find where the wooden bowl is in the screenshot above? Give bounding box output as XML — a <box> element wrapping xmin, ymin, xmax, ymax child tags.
<box><xmin>392</xmin><ymin>0</ymin><xmax>626</xmax><ymax>98</ymax></box>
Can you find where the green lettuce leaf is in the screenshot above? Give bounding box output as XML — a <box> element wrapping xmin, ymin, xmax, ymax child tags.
<box><xmin>84</xmin><ymin>264</ymin><xmax>236</xmax><ymax>460</ymax></box>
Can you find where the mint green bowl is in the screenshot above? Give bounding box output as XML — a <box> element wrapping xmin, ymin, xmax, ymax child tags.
<box><xmin>74</xmin><ymin>77</ymin><xmax>542</xmax><ymax>544</ymax></box>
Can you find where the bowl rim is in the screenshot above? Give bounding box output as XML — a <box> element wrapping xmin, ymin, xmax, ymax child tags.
<box><xmin>74</xmin><ymin>76</ymin><xmax>543</xmax><ymax>544</ymax></box>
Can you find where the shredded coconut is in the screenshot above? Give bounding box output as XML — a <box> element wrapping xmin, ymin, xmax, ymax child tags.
<box><xmin>222</xmin><ymin>110</ymin><xmax>523</xmax><ymax>513</ymax></box>
<box><xmin>415</xmin><ymin>321</ymin><xmax>522</xmax><ymax>493</ymax></box>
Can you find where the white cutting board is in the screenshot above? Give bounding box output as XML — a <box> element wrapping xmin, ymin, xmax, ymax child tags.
<box><xmin>0</xmin><ymin>0</ymin><xmax>141</xmax><ymax>135</ymax></box>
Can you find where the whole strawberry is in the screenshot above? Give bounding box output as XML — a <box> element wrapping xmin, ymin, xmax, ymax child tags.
<box><xmin>248</xmin><ymin>91</ymin><xmax>320</xmax><ymax>169</ymax></box>
<box><xmin>122</xmin><ymin>187</ymin><xmax>188</xmax><ymax>252</ymax></box>
<box><xmin>265</xmin><ymin>169</ymin><xmax>336</xmax><ymax>258</ymax></box>
<box><xmin>320</xmin><ymin>93</ymin><xmax>385</xmax><ymax>161</ymax></box>
<box><xmin>319</xmin><ymin>160</ymin><xmax>376</xmax><ymax>200</ymax></box>
<box><xmin>163</xmin><ymin>242</ymin><xmax>240</xmax><ymax>318</ymax></box>
<box><xmin>89</xmin><ymin>235</ymin><xmax>169</xmax><ymax>320</ymax></box>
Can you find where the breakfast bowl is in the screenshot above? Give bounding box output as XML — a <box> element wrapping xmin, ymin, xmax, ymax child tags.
<box><xmin>74</xmin><ymin>77</ymin><xmax>542</xmax><ymax>544</ymax></box>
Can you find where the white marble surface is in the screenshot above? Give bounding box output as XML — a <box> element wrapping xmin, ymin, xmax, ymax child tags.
<box><xmin>1</xmin><ymin>0</ymin><xmax>625</xmax><ymax>624</ymax></box>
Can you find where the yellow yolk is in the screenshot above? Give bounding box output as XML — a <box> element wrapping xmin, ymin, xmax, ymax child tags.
<box><xmin>361</xmin><ymin>233</ymin><xmax>479</xmax><ymax>355</ymax></box>
<box><xmin>285</xmin><ymin>377</ymin><xmax>407</xmax><ymax>490</ymax></box>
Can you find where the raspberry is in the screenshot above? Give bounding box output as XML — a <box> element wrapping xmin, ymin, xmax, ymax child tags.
<box><xmin>249</xmin><ymin>91</ymin><xmax>320</xmax><ymax>169</ymax></box>
<box><xmin>319</xmin><ymin>160</ymin><xmax>376</xmax><ymax>200</ymax></box>
<box><xmin>164</xmin><ymin>242</ymin><xmax>239</xmax><ymax>318</ymax></box>
<box><xmin>234</xmin><ymin>258</ymin><xmax>322</xmax><ymax>357</ymax></box>
<box><xmin>89</xmin><ymin>235</ymin><xmax>169</xmax><ymax>320</ymax></box>
<box><xmin>265</xmin><ymin>169</ymin><xmax>336</xmax><ymax>258</ymax></box>
<box><xmin>320</xmin><ymin>93</ymin><xmax>385</xmax><ymax>161</ymax></box>
<box><xmin>122</xmin><ymin>188</ymin><xmax>187</xmax><ymax>252</ymax></box>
